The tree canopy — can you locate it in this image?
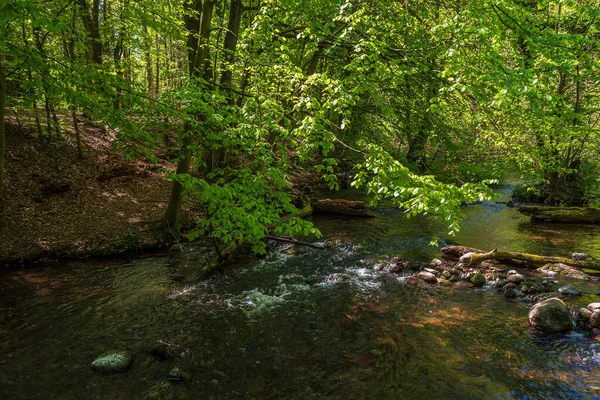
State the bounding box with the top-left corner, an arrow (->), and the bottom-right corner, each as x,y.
1,0 -> 599,252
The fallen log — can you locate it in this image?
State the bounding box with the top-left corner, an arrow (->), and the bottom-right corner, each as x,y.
441,245 -> 600,271
265,235 -> 325,249
441,245 -> 486,260
280,200 -> 313,223
518,205 -> 600,224
312,199 -> 375,218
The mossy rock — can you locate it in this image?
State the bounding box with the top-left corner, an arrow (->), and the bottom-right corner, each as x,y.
470,273 -> 486,287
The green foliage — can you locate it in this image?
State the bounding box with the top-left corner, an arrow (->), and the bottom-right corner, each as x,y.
4,0 -> 600,255
353,143 -> 496,235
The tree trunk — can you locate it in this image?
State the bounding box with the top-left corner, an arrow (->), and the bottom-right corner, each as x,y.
203,0 -> 244,173
72,108 -> 83,159
164,0 -> 215,229
0,64 -> 5,189
155,34 -> 160,98
163,126 -> 193,230
77,0 -> 103,64
145,24 -> 153,97
220,0 -> 242,93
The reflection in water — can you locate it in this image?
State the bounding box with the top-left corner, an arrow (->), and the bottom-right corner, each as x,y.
1,190 -> 600,399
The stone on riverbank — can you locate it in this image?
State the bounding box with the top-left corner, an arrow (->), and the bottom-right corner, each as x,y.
417,271 -> 438,284
506,273 -> 525,284
91,350 -> 134,373
588,303 -> 600,312
504,288 -> 516,299
579,308 -> 593,320
528,298 -> 573,333
590,312 -> 600,328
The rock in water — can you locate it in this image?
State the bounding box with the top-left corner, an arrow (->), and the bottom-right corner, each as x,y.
417,271 -> 437,284
579,308 -> 593,320
590,312 -> 600,328
588,303 -> 600,312
528,298 -> 573,333
506,273 -> 525,284
167,367 -> 193,381
504,287 -> 516,299
558,285 -> 581,297
91,350 -> 134,373
470,273 -> 486,287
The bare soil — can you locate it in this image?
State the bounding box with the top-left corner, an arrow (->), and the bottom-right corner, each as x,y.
0,111 -> 179,263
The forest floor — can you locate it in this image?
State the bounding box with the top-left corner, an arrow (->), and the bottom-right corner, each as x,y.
0,112 -> 182,264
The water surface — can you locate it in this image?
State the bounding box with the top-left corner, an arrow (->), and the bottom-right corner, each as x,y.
2,187 -> 600,399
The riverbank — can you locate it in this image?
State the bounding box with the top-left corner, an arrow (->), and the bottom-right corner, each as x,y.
0,115 -> 325,266
0,116 -> 181,265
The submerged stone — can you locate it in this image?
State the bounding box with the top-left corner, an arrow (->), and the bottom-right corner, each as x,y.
504,287 -> 516,299
558,285 -> 581,297
528,298 -> 573,333
167,367 -> 192,381
91,350 -> 134,373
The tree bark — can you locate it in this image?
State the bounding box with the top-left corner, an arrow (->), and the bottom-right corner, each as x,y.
77,0 -> 103,64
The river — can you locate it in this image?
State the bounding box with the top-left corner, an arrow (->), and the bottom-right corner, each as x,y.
2,186 -> 600,399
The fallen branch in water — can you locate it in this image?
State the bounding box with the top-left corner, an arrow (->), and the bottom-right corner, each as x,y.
196,198 -> 316,279
442,245 -> 600,271
265,235 -> 325,249
196,237 -> 244,280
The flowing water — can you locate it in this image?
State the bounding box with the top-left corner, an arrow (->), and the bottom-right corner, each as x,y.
3,187 -> 600,399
